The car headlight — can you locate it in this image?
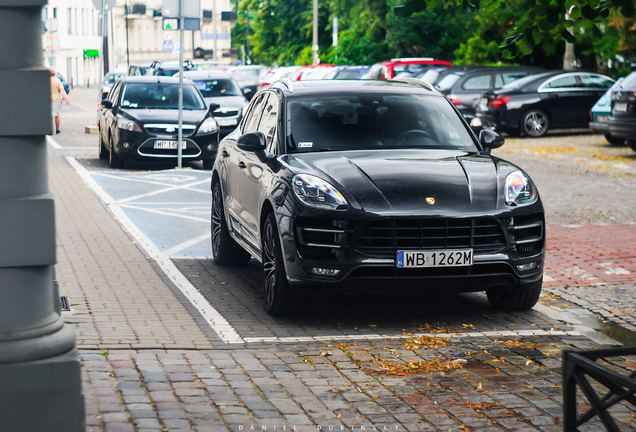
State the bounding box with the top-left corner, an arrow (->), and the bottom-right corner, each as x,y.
198,117 -> 218,134
292,174 -> 348,210
117,116 -> 141,132
505,170 -> 537,206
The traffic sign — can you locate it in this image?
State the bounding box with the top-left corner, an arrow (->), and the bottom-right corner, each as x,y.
162,40 -> 173,51
92,0 -> 116,10
163,18 -> 179,30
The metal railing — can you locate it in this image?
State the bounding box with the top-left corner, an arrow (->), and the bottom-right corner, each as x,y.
563,347 -> 636,431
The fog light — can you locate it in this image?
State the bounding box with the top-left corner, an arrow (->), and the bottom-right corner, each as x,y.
122,142 -> 131,149
206,144 -> 214,151
517,262 -> 539,271
308,267 -> 341,276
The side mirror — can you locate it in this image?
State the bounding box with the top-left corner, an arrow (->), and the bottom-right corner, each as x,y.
101,100 -> 113,109
237,131 -> 266,152
209,103 -> 220,113
243,88 -> 252,95
479,129 -> 505,154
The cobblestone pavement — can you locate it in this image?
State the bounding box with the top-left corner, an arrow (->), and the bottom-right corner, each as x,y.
51,88 -> 635,431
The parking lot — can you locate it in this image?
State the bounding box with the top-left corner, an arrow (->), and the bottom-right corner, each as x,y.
51,87 -> 636,431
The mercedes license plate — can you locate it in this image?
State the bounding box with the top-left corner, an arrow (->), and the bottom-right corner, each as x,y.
216,118 -> 237,127
154,140 -> 186,149
397,249 -> 473,268
614,102 -> 628,112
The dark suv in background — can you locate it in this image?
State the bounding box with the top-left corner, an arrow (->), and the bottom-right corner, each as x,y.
608,68 -> 636,152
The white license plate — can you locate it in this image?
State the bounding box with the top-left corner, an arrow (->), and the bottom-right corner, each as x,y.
597,115 -> 609,123
216,118 -> 237,127
397,249 -> 473,268
614,102 -> 628,112
154,140 -> 186,149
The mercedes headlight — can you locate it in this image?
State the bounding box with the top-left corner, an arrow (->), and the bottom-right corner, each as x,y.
117,116 -> 141,132
292,174 -> 347,210
505,170 -> 537,206
197,117 -> 218,134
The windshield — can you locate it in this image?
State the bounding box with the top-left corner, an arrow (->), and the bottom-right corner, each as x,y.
286,93 -> 477,153
120,83 -> 207,110
435,73 -> 461,91
104,73 -> 125,84
193,79 -> 243,97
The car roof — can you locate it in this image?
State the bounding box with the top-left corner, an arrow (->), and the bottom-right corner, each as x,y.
181,70 -> 233,80
268,79 -> 439,98
120,76 -> 194,85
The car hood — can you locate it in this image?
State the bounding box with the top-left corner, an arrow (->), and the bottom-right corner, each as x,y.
120,108 -> 207,125
204,96 -> 248,110
286,149 -> 500,215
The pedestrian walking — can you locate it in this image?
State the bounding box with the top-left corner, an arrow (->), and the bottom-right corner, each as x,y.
50,68 -> 69,134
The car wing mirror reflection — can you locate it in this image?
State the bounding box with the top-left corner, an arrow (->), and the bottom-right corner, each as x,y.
101,100 -> 113,109
479,129 -> 505,154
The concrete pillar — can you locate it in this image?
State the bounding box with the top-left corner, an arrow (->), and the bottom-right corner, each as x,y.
0,1 -> 84,431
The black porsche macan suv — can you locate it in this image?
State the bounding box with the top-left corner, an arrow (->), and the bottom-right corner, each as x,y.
211,79 -> 545,315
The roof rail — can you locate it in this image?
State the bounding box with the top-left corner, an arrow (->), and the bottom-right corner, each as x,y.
395,78 -> 436,92
390,57 -> 434,62
272,78 -> 294,92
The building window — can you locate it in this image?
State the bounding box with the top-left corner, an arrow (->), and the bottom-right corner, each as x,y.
67,8 -> 72,34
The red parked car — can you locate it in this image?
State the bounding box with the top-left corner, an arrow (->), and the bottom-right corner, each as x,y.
364,58 -> 453,80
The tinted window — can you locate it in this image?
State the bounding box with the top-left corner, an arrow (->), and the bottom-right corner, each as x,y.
501,71 -> 531,85
193,79 -> 243,97
242,94 -> 267,133
286,93 -> 477,153
119,83 -> 207,110
463,74 -> 491,90
579,74 -> 614,89
544,76 -> 578,89
256,93 -> 279,152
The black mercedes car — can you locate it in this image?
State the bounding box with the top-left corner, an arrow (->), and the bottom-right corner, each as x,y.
98,76 -> 220,169
211,79 -> 545,315
476,71 -> 615,137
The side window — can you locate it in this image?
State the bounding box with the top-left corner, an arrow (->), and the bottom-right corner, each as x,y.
241,94 -> 266,133
256,93 -> 279,152
462,74 -> 491,90
579,74 -> 614,89
501,72 -> 529,85
109,81 -> 122,104
545,76 -> 578,89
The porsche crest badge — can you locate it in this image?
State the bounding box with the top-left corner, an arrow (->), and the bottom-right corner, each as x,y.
426,197 -> 436,205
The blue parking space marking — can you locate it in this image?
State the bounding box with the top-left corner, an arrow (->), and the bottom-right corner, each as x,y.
89,169 -> 213,258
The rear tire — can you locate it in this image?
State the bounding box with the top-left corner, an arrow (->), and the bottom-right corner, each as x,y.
211,182 -> 251,266
604,134 -> 625,146
262,213 -> 311,316
487,278 -> 542,311
521,109 -> 549,137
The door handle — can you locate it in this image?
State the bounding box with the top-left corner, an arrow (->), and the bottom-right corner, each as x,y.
221,150 -> 230,157
237,161 -> 246,169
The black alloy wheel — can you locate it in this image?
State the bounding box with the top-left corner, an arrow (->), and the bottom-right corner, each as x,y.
261,213 -> 311,316
521,109 -> 549,137
108,136 -> 124,168
486,278 -> 542,311
211,182 -> 251,266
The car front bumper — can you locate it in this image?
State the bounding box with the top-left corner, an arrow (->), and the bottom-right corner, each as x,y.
608,117 -> 636,140
278,209 -> 546,296
113,130 -> 218,162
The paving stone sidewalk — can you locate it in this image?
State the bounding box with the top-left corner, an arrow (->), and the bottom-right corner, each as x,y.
50,88 -> 635,432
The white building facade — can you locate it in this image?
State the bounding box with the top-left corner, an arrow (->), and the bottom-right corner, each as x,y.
43,0 -> 236,89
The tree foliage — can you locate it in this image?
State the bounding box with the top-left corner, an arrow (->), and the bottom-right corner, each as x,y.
395,0 -> 635,59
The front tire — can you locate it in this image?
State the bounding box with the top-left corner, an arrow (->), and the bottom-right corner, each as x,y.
521,109 -> 549,138
108,137 -> 124,168
604,134 -> 625,146
98,131 -> 108,160
211,182 -> 251,266
487,278 -> 542,311
262,213 -> 311,316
